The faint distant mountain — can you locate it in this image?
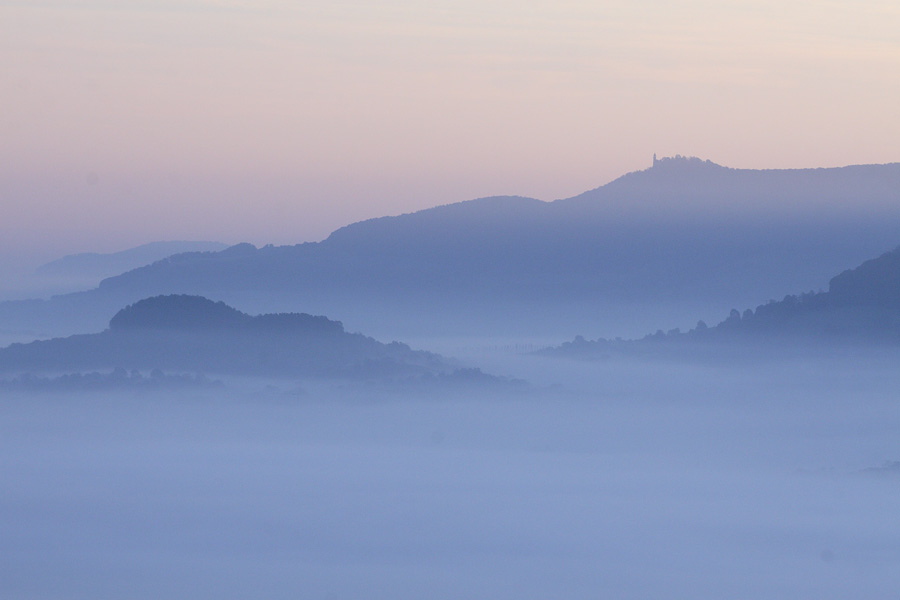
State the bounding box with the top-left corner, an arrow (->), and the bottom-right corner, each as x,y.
3,158 -> 900,340
549,245 -> 900,357
0,295 -> 447,379
36,241 -> 228,285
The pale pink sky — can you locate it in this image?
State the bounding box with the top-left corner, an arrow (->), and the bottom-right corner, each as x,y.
2,0 -> 899,260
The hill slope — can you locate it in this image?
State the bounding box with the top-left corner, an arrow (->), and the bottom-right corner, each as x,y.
0,295 -> 445,379
36,241 -> 228,280
3,158 -> 899,340
549,245 -> 900,358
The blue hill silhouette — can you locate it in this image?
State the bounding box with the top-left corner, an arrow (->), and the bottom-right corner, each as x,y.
3,158 -> 900,339
0,295 -> 444,379
550,245 -> 900,357
703,246 -> 900,340
109,295 -> 250,330
36,241 -> 228,280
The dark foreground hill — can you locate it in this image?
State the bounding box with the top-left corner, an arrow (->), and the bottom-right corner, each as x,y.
0,295 -> 447,379
3,157 -> 900,340
549,245 -> 900,358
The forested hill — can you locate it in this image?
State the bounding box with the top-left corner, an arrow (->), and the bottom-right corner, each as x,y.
704,245 -> 900,340
0,295 -> 444,379
550,245 -> 900,357
108,295 -> 343,335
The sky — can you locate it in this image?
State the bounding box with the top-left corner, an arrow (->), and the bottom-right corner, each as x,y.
2,0 -> 899,261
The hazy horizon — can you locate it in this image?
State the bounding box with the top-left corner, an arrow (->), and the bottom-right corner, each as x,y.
3,0 -> 899,259
2,155 -> 899,270
3,4 -> 900,597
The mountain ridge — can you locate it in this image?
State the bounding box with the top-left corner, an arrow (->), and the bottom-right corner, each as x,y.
562,157 -> 900,216
3,158 -> 900,340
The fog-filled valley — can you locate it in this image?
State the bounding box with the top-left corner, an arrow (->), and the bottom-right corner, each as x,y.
3,159 -> 900,598
4,350 -> 900,599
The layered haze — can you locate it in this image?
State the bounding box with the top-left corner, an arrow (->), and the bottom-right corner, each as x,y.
2,158 -> 898,343
3,1 -> 900,598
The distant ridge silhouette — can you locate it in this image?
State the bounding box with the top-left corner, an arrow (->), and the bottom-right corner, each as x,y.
2,159 -> 900,340
36,241 -> 228,279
